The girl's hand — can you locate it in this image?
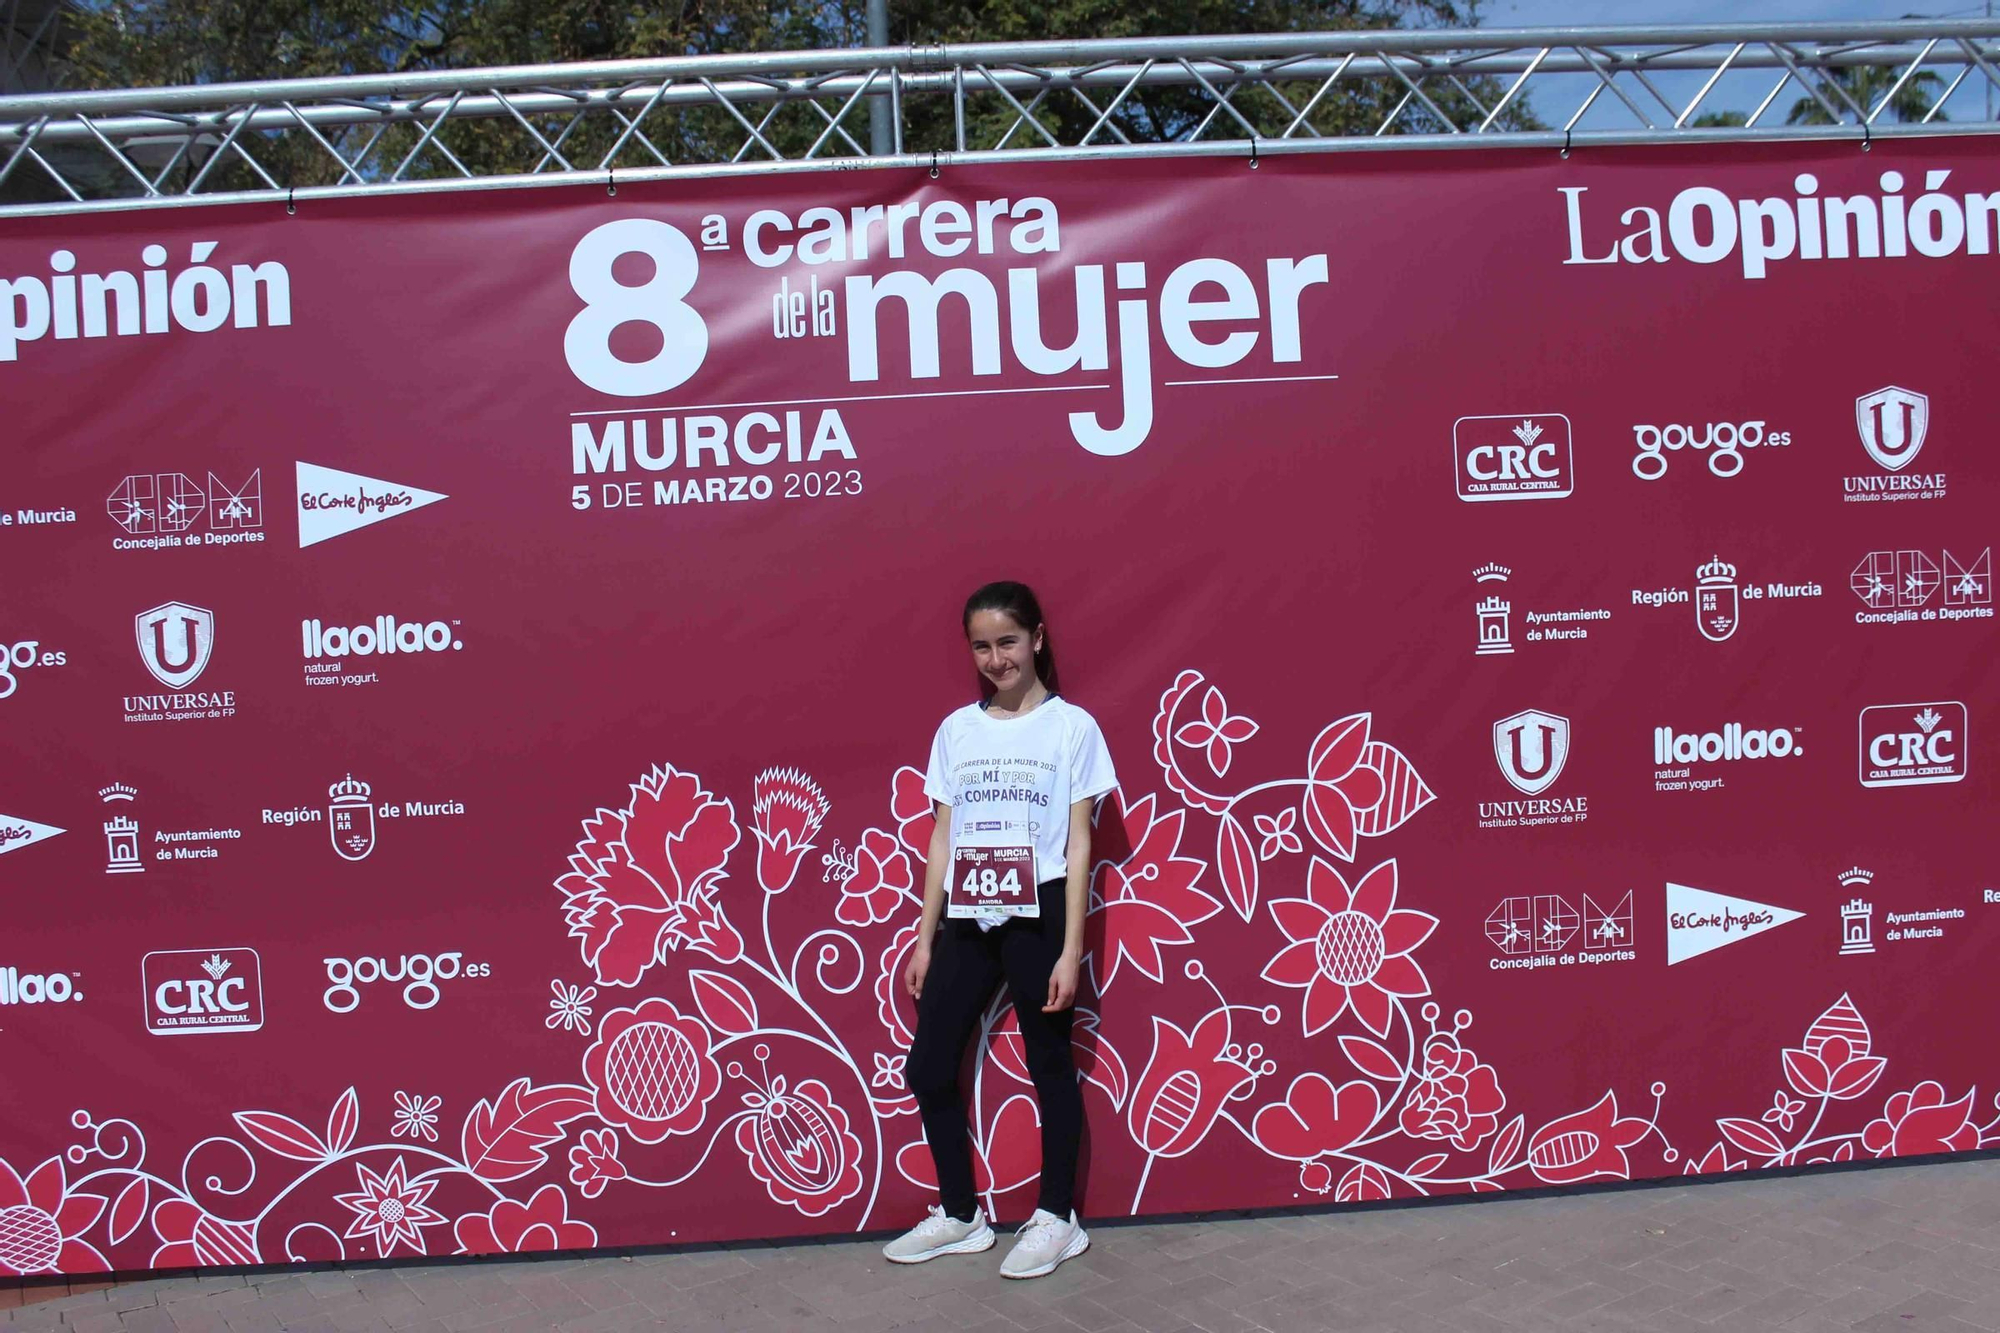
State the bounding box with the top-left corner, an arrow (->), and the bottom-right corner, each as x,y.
905,942 -> 932,1000
1044,952 -> 1080,1013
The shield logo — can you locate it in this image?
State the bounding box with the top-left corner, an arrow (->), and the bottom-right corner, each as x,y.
1855,386 -> 1929,472
330,803 -> 375,861
328,774 -> 375,861
135,602 -> 215,688
1493,709 -> 1570,795
1696,583 -> 1739,641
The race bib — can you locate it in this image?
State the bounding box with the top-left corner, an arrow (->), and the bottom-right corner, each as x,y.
947,842 -> 1038,919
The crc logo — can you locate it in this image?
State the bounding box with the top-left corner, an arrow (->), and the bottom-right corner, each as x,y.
1454,414 -> 1573,501
142,948 -> 263,1035
1631,420 -> 1789,480
135,601 -> 214,688
1494,708 -> 1570,795
108,469 -> 262,534
322,951 -> 490,1012
565,219 -> 708,397
0,639 -> 67,700
0,966 -> 81,1005
1859,702 -> 1967,788
1855,386 -> 1928,471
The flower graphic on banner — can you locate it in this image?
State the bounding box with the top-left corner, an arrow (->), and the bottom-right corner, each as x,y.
1525,1092 -> 1654,1185
731,1072 -> 864,1217
0,1156 -> 107,1275
874,921 -> 922,1049
1261,859 -> 1434,1038
390,1093 -> 441,1143
1251,1073 -> 1379,1161
1174,685 -> 1259,777
836,828 -> 914,927
149,1200 -> 258,1269
751,767 -> 829,895
1681,1143 -> 1747,1176
556,764 -> 744,987
889,766 -> 935,859
1399,1030 -> 1505,1151
1781,993 -> 1886,1102
1861,1082 -> 1980,1158
566,1129 -> 626,1199
546,981 -> 596,1035
1253,809 -> 1301,861
331,1159 -> 447,1257
1129,1009 -> 1263,1160
583,998 -> 723,1144
1087,791 -> 1217,994
453,1184 -> 598,1255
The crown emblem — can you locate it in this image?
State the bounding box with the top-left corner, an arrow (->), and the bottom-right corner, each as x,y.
200,953 -> 232,980
1696,555 -> 1736,586
1837,868 -> 1874,888
328,773 -> 372,803
1473,563 -> 1512,583
1915,707 -> 1943,734
98,783 -> 138,803
1510,419 -> 1544,448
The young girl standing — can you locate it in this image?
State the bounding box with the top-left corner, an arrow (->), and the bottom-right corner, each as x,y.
882,582 -> 1116,1279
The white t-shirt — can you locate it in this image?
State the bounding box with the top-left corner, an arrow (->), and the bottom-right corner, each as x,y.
923,695 -> 1118,889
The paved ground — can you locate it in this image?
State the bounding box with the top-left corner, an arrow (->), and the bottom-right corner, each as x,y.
6,1157 -> 2000,1332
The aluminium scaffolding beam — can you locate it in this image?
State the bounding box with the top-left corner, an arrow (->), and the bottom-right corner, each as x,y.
2,19 -> 1998,216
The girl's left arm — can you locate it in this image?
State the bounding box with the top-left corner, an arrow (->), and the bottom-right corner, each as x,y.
1044,795 -> 1093,1012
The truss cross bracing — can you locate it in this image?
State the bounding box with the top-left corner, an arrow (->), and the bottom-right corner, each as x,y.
1,20 -> 1997,215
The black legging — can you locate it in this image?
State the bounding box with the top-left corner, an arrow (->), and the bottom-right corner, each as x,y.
905,877 -> 1083,1220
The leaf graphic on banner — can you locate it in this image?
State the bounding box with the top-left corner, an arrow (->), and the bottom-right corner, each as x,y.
1076,1011 -> 1130,1110
983,1094 -> 1044,1195
1782,1048 -> 1831,1098
233,1110 -> 331,1162
1338,1035 -> 1404,1082
1216,814 -> 1258,922
1336,1161 -> 1392,1202
326,1087 -> 359,1157
1353,743 -> 1436,838
1716,1117 -> 1786,1158
462,1078 -> 595,1183
1471,1179 -> 1505,1193
1827,1055 -> 1887,1101
108,1177 -> 148,1246
1487,1113 -> 1526,1175
688,970 -> 759,1036
1406,1152 -> 1450,1179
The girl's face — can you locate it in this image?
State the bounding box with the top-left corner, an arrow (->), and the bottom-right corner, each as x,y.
966,609 -> 1042,694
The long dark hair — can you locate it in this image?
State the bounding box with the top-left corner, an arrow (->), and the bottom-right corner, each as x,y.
962,581 -> 1061,697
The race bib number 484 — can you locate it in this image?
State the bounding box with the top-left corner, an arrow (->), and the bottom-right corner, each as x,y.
947,844 -> 1037,918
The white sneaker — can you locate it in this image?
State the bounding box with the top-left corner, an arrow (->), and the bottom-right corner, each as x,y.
882,1205 -> 995,1264
999,1208 -> 1089,1279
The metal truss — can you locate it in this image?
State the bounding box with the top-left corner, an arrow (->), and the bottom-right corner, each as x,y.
2,19 -> 1998,215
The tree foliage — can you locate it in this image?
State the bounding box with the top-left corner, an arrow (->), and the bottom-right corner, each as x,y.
38,0 -> 1537,199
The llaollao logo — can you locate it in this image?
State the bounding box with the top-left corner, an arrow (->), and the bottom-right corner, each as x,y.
564,219 -> 709,396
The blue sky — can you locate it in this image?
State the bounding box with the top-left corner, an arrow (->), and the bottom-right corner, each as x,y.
1473,0 -> 1994,127
1487,0 -> 1992,24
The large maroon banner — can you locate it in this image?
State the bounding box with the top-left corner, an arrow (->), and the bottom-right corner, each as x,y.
2,140 -> 1995,1276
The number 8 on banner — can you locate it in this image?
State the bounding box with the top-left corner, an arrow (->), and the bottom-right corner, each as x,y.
565,218 -> 709,396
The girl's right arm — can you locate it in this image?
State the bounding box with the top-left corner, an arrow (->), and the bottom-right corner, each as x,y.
905,800 -> 953,999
